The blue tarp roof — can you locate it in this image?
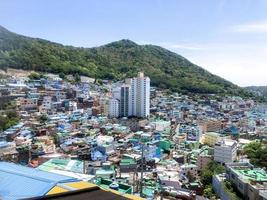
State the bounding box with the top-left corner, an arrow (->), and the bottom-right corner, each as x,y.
0,162 -> 78,200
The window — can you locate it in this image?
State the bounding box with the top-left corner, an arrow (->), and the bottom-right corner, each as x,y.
231,174 -> 236,179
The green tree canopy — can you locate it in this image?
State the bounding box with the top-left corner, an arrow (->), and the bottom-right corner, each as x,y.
244,141 -> 267,167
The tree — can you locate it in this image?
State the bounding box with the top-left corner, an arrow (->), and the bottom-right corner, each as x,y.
244,141 -> 267,167
59,72 -> 66,80
0,110 -> 19,131
200,161 -> 225,199
222,181 -> 241,200
200,169 -> 214,186
74,73 -> 81,83
28,72 -> 43,80
200,160 -> 225,186
40,114 -> 48,123
6,110 -> 18,119
97,79 -> 103,85
203,185 -> 215,199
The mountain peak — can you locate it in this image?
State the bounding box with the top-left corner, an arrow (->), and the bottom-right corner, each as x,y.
105,39 -> 138,48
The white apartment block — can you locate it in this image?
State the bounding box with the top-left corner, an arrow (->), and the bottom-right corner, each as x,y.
111,87 -> 121,100
108,98 -> 119,118
114,72 -> 150,118
180,163 -> 199,179
214,139 -> 237,164
128,72 -> 150,118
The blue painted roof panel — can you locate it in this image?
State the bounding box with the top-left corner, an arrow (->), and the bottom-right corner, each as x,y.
0,162 -> 78,200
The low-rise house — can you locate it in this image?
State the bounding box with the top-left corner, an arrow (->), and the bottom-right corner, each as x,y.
158,171 -> 181,189
0,141 -> 18,162
180,163 -> 198,180
95,162 -> 115,178
196,147 -> 213,171
17,97 -> 38,111
120,158 -> 137,173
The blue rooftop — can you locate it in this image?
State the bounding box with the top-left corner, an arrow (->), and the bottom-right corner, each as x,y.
0,162 -> 78,200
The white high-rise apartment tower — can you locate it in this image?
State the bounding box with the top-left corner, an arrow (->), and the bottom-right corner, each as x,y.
129,72 -> 150,118
108,98 -> 119,118
115,72 -> 150,118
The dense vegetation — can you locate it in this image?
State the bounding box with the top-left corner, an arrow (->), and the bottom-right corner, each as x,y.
0,25 -> 260,98
0,101 -> 19,131
200,161 -> 225,199
245,86 -> 267,100
0,110 -> 19,131
222,180 -> 241,200
243,141 -> 267,167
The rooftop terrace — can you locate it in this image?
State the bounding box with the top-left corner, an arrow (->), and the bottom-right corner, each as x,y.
236,169 -> 267,182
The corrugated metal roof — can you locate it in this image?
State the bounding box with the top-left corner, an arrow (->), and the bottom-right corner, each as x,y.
0,162 -> 78,200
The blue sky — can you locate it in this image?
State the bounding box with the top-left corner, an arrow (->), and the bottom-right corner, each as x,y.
1,0 -> 267,86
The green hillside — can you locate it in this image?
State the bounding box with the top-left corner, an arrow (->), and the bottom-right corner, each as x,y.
245,86 -> 267,100
0,25 -> 257,97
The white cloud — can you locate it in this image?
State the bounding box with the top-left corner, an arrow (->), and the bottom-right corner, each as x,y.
230,21 -> 267,33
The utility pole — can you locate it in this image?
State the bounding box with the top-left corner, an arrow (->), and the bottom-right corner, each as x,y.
28,145 -> 31,164
140,144 -> 144,197
83,160 -> 88,174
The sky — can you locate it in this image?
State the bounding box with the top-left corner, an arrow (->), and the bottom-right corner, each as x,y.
0,0 -> 267,86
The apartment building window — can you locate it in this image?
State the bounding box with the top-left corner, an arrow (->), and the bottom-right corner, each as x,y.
231,174 -> 236,179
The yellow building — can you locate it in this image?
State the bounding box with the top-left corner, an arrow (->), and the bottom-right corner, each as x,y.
203,132 -> 220,146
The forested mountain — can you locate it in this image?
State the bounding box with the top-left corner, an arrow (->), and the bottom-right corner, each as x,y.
245,86 -> 267,100
0,25 -> 257,98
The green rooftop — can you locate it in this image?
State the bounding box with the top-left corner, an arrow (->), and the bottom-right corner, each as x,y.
142,186 -> 155,197
38,158 -> 84,173
236,169 -> 267,182
95,178 -> 132,194
120,158 -> 136,166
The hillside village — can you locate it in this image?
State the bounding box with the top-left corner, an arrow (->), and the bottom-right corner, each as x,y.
0,70 -> 266,200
